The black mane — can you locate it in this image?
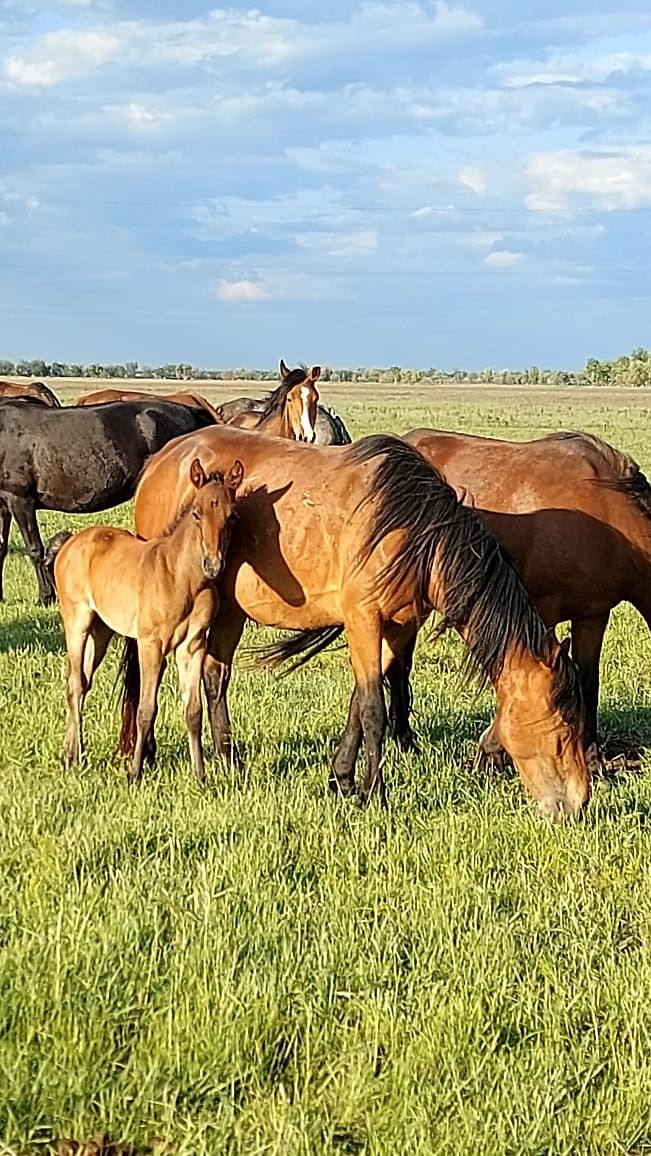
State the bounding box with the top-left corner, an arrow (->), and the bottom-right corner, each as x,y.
348,434 -> 582,720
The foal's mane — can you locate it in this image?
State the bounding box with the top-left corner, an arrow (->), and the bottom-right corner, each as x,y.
349,435 -> 581,716
160,470 -> 226,536
258,365 -> 309,420
546,430 -> 651,528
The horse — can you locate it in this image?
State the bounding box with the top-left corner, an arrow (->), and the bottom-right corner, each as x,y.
48,457 -> 243,783
390,428 -> 651,759
221,361 -> 351,445
0,380 -> 62,407
76,387 -> 224,425
225,361 -> 321,441
126,426 -> 593,818
0,399 -> 219,604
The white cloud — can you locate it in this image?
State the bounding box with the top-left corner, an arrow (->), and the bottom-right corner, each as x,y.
295,228 -> 378,258
526,147 -> 651,212
496,51 -> 651,89
215,279 -> 269,302
458,165 -> 486,195
5,28 -> 122,87
483,249 -> 523,267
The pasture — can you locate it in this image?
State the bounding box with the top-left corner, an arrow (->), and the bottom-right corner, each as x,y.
2,384 -> 651,1154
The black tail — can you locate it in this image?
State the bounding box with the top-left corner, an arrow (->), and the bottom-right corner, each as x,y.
118,638 -> 140,755
246,626 -> 345,675
43,530 -> 73,588
32,381 -> 62,408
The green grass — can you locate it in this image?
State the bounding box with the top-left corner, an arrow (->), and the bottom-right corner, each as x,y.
3,388 -> 651,1154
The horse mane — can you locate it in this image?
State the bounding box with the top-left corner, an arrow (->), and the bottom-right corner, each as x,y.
30,380 -> 62,407
160,470 -> 226,536
546,430 -> 651,528
348,435 -> 581,719
258,365 -> 308,420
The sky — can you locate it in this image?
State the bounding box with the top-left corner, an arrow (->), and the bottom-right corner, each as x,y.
1,1 -> 651,369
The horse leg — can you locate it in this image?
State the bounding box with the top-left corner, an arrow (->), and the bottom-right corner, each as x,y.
571,612 -> 609,749
0,501 -> 11,601
6,495 -> 54,604
330,625 -> 417,796
203,603 -> 246,766
129,643 -> 165,784
83,618 -> 113,692
62,611 -> 95,767
346,613 -> 387,806
385,628 -> 419,752
176,642 -> 207,784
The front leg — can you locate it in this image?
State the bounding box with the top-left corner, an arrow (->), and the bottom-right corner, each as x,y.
203,601 -> 246,766
7,495 -> 54,604
129,643 -> 165,784
473,721 -> 507,774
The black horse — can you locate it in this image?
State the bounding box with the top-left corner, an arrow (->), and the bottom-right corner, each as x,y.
220,395 -> 352,444
0,399 -> 218,603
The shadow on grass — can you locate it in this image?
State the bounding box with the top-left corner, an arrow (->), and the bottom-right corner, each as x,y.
0,609 -> 64,654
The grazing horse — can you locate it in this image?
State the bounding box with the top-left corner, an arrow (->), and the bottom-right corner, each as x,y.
226,362 -> 321,441
127,427 -> 592,817
222,361 -> 351,445
395,429 -> 651,755
76,387 -> 224,425
0,380 -> 61,407
0,399 -> 218,604
49,458 -> 243,782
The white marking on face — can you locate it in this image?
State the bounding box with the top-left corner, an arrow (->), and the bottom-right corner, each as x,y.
300,384 -> 315,442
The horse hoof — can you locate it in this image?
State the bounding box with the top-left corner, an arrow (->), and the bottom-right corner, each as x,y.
397,730 -> 420,754
328,772 -> 356,798
39,591 -> 56,607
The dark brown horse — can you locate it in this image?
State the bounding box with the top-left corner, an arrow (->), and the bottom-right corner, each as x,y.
0,380 -> 61,407
76,387 -> 224,425
126,426 -> 592,817
226,361 -> 321,441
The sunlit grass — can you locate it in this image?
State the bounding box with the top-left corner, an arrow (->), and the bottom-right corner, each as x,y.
2,388 -> 651,1153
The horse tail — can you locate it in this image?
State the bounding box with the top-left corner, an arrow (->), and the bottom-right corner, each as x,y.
43,530 -> 73,587
246,626 -> 345,674
118,638 -> 140,756
33,381 -> 62,407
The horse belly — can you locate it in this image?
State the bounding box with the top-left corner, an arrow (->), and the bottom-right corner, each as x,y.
232,560 -> 342,629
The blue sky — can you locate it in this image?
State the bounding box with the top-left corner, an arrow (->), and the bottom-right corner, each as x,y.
1,1 -> 651,368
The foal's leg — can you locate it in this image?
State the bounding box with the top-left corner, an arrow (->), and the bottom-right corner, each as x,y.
62,609 -> 95,766
203,602 -> 246,765
129,642 -> 165,784
346,612 -> 387,806
571,612 -> 609,749
6,495 -> 54,604
176,641 -> 207,783
0,501 -> 11,601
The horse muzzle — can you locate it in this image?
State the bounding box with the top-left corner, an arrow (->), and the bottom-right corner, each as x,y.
202,556 -> 224,580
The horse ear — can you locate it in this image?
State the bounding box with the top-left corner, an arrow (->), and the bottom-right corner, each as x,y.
214,404 -> 224,422
225,459 -> 244,492
190,458 -> 207,489
309,365 -> 321,382
279,359 -> 290,380
555,636 -> 571,666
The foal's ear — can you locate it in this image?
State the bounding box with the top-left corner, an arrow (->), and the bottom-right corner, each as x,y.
555,636 -> 571,666
225,459 -> 244,492
279,358 -> 290,380
308,365 -> 321,383
189,458 -> 208,489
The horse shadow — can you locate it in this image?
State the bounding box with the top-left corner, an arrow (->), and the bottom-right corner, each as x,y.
0,609 -> 64,654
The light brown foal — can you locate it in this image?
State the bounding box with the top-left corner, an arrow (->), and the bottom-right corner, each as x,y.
52,457 -> 243,782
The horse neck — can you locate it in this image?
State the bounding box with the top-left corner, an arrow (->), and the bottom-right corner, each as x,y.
254,406 -> 290,438
156,513 -> 207,593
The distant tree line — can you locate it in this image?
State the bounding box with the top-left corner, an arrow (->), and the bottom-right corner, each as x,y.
1,349 -> 650,386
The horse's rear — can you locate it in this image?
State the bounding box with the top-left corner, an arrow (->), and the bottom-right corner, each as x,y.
0,380 -> 61,407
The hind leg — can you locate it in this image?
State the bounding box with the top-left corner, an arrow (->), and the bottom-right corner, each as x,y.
7,495 -> 54,604
62,608 -> 97,766
571,612 -> 609,749
203,601 -> 246,766
129,642 -> 165,784
385,627 -> 419,752
0,500 -> 11,602
345,611 -> 387,806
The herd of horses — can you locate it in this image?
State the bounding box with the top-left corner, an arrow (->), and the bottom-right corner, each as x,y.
1,364 -> 650,821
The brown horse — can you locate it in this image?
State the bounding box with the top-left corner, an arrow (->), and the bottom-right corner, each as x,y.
0,380 -> 61,407
396,429 -> 651,755
76,387 -> 224,425
49,457 -> 243,782
127,427 -> 592,817
226,361 -> 321,441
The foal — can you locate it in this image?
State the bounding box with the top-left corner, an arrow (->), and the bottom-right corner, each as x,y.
52,457 -> 243,782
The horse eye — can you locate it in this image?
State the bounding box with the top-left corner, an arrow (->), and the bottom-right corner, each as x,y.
192,509 -> 201,521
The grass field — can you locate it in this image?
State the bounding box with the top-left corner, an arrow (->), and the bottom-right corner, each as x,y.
3,385 -> 651,1154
